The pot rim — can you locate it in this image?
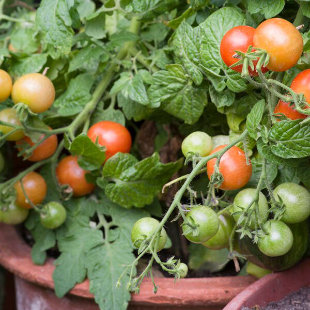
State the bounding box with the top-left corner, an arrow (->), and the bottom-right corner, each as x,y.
0,223 -> 255,306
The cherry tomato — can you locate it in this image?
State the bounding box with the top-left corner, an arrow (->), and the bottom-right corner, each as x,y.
220,26 -> 267,76
131,217 -> 167,252
258,220 -> 293,257
12,73 -> 55,113
40,201 -> 67,229
273,183 -> 310,224
0,69 -> 12,102
16,128 -> 58,161
232,188 -> 269,229
274,100 -> 307,120
0,108 -> 24,141
246,262 -> 271,279
177,263 -> 188,278
202,213 -> 235,250
253,18 -> 303,72
183,206 -> 219,243
182,131 -> 213,157
207,145 -> 252,191
56,155 -> 95,197
14,171 -> 47,209
212,135 -> 230,150
87,121 -> 132,160
0,202 -> 29,224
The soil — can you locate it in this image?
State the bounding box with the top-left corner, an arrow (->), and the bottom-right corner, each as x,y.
242,286 -> 310,310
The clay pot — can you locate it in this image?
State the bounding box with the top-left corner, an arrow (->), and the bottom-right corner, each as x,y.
224,258 -> 310,310
0,223 -> 255,309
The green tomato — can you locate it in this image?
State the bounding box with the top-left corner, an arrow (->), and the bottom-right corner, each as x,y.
273,183 -> 310,224
40,202 -> 67,229
258,220 -> 293,257
131,217 -> 167,252
183,206 -> 219,243
0,108 -> 24,141
232,188 -> 269,229
202,213 -> 235,250
211,135 -> 230,150
181,131 -> 213,157
0,203 -> 29,225
178,263 -> 188,278
246,262 -> 271,279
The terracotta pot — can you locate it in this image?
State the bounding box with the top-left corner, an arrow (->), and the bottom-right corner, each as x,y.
0,223 -> 255,309
224,258 -> 310,310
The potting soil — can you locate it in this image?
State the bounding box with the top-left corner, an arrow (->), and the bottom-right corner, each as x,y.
242,286 -> 310,310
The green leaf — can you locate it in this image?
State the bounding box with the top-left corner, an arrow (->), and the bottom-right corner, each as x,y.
148,64 -> 208,124
9,54 -> 48,78
69,134 -> 106,170
111,72 -> 149,105
247,0 -> 285,19
246,100 -> 265,140
85,12 -> 106,39
25,212 -> 56,265
300,1 -> 310,18
225,69 -> 247,92
91,107 -> 125,126
54,73 -> 94,116
209,85 -> 235,109
69,45 -> 108,73
269,120 -> 310,158
172,22 -> 203,85
275,165 -> 300,185
36,0 -> 74,58
10,25 -> 39,54
101,153 -> 182,208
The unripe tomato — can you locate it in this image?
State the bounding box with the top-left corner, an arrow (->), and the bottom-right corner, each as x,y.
202,213 -> 235,250
56,155 -> 95,197
12,73 -> 55,113
40,201 -> 67,229
87,121 -> 132,161
183,206 -> 219,243
181,131 -> 213,157
0,202 -> 29,224
177,263 -> 188,278
14,171 -> 47,209
131,217 -> 167,252
0,108 -> 24,141
232,188 -> 269,229
273,183 -> 310,224
16,128 -> 58,161
253,18 -> 303,72
207,145 -> 252,191
211,135 -> 230,150
0,69 -> 12,102
258,220 -> 293,257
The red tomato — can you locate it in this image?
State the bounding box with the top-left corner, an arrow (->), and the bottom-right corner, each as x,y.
56,155 -> 95,197
15,171 -> 47,209
87,121 -> 132,160
207,145 -> 252,191
16,128 -> 58,161
220,25 -> 267,76
274,101 -> 307,120
253,18 -> 303,72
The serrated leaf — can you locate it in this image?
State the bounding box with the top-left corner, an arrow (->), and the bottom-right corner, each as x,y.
209,85 -> 235,109
91,107 -> 125,126
36,0 -> 74,58
10,54 -> 48,78
172,22 -> 203,85
246,100 -> 265,140
69,134 -> 106,170
102,153 -> 182,208
69,45 -> 108,73
269,120 -> 310,158
25,212 -> 56,265
247,0 -> 285,19
148,64 -> 208,124
85,12 -> 106,39
111,72 -> 149,105
54,73 -> 94,116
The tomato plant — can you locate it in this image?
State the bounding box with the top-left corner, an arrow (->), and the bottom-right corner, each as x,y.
14,171 -> 47,209
87,121 -> 132,160
207,145 -> 252,190
0,2 -> 309,309
56,155 -> 95,197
